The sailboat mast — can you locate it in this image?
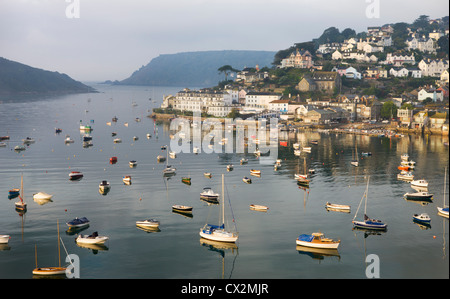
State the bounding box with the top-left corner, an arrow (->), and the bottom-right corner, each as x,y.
222,174 -> 225,227
364,176 -> 370,215
20,174 -> 24,203
57,219 -> 61,268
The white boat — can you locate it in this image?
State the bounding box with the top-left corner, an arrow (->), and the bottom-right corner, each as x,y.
326,202 -> 351,213
123,175 -> 131,184
99,181 -> 110,194
240,158 -> 248,165
22,137 -> 35,144
438,167 -> 449,218
200,174 -> 238,243
169,151 -> 177,159
113,138 -> 122,143
14,145 -> 26,151
162,150 -> 176,175
401,160 -> 416,166
411,179 -> 428,188
227,164 -> 233,171
0,235 -> 10,244
129,160 -> 137,167
294,149 -> 301,156
200,187 -> 219,200
243,177 -> 252,184
413,213 -> 431,223
33,192 -> 53,201
0,142 -> 6,147
302,147 -> 311,152
64,136 -> 74,143
69,171 -> 83,180
172,205 -> 193,212
204,172 -> 212,178
193,146 -> 200,154
397,171 -> 414,181
296,232 -> 340,249
404,191 -> 433,200
250,169 -> 261,175
293,143 -> 300,150
351,142 -> 359,167
352,176 -> 387,230
76,232 -> 109,245
136,219 -> 160,228
249,204 -> 268,211
15,174 -> 27,211
401,153 -> 409,161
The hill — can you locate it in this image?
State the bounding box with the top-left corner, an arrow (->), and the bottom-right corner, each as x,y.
0,57 -> 95,97
116,50 -> 276,87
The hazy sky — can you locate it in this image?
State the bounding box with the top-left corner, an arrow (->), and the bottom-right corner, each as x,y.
1,0 -> 448,81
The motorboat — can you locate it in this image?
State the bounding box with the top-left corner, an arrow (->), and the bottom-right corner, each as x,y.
136,219 -> 160,228
0,235 -> 10,244
204,172 -> 212,178
113,138 -> 122,143
181,177 -> 191,185
296,232 -> 340,249
157,155 -> 166,162
200,187 -> 219,200
8,188 -> 20,198
404,191 -> 433,200
0,142 -> 6,147
76,232 -> 109,245
133,136 -> 139,141
162,165 -> 176,175
401,153 -> 409,161
325,202 -> 351,213
69,171 -> 83,180
293,143 -> 300,150
227,164 -> 233,171
294,149 -> 301,156
110,156 -> 118,164
129,160 -> 137,167
413,213 -> 431,224
99,181 -> 110,193
14,145 -> 26,151
66,217 -> 90,228
169,151 -> 177,159
397,171 -> 414,181
172,205 -> 193,212
22,137 -> 35,144
82,135 -> 92,142
123,175 -> 131,184
33,192 -> 53,201
249,204 -> 268,211
243,177 -> 252,184
64,136 -> 74,144
411,179 -> 428,188
240,158 -> 248,165
250,169 -> 261,175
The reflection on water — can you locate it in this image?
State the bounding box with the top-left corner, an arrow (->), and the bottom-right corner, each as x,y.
0,84 -> 448,279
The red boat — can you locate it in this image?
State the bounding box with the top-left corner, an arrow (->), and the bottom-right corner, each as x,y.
398,166 -> 411,171
110,156 -> 118,164
69,171 -> 84,181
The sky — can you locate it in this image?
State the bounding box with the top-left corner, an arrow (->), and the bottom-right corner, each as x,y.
0,0 -> 448,82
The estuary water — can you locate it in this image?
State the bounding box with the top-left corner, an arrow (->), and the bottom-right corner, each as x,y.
0,84 -> 448,279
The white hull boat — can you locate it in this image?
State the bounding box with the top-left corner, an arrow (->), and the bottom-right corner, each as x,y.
326,202 -> 351,212
296,232 -> 340,249
411,179 -> 428,188
0,235 -> 10,244
76,232 -> 109,245
136,219 -> 160,228
33,192 -> 53,201
249,204 -> 268,211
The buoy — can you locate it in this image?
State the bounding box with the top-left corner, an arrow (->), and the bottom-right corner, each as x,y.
433,235 -> 436,239
139,198 -> 142,201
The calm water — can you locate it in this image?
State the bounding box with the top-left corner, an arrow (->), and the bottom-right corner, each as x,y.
0,84 -> 448,279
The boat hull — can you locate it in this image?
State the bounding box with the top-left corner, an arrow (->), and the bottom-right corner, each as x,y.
295,239 -> 339,249
352,220 -> 387,230
0,235 -> 10,244
437,207 -> 449,218
199,229 -> 238,243
76,236 -> 109,245
32,267 -> 66,276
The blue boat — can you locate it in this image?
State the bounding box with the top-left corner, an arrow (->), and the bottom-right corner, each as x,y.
66,217 -> 90,228
352,176 -> 387,230
8,188 -> 20,199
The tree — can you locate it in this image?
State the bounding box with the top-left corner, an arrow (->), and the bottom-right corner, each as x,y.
218,65 -> 239,81
381,101 -> 398,119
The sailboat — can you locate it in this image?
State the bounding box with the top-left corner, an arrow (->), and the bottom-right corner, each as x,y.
437,167 -> 449,218
352,176 -> 387,230
200,174 -> 238,243
15,174 -> 27,211
162,147 -> 176,175
296,158 -> 310,187
351,142 -> 359,167
32,220 -> 67,276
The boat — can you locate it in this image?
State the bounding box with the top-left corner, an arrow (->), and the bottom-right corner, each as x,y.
437,167 -> 449,218
123,175 -> 131,184
113,138 -> 122,143
401,160 -> 416,166
79,124 -> 92,131
413,213 -> 431,224
133,136 -> 139,141
64,136 -> 74,144
33,192 -> 53,201
110,156 -> 118,164
295,173 -> 308,180
199,174 -> 238,243
325,202 -> 351,213
240,158 -> 248,165
157,155 -> 166,162
22,137 -> 35,144
0,136 -> 10,140
302,147 -> 311,152
296,232 -> 340,249
0,235 -> 10,244
66,217 -> 90,228
112,116 -> 118,122
243,177 -> 252,184
0,142 -> 6,147
401,153 -> 409,161
310,140 -> 319,145
204,172 -> 212,178
99,181 -> 110,194
161,145 -> 167,150
227,164 -> 233,171
193,146 -> 200,154
249,204 -> 268,211
397,171 -> 414,181
8,188 -> 20,198
15,174 -> 27,211
352,176 -> 387,230
32,220 -> 67,276
351,142 -> 359,166
69,171 -> 83,180
163,165 -> 176,175
129,160 -> 137,167
404,191 -> 433,200
293,143 -> 300,150
294,149 -> 301,156
181,177 -> 191,185
172,205 -> 193,212
361,152 -> 372,156
296,158 -> 310,187
136,219 -> 160,228
169,151 -> 177,159
14,145 -> 26,151
82,135 -> 92,142
411,179 -> 428,188
250,169 -> 261,175
398,165 -> 412,171
76,232 -> 109,245
200,187 -> 219,201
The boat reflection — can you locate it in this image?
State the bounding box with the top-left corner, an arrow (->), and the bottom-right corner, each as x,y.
75,242 -> 109,254
136,226 -> 161,233
412,219 -> 432,230
296,245 -> 340,261
65,225 -> 90,236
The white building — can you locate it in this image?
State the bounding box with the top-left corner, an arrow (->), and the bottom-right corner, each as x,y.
389,67 -> 409,78
245,92 -> 282,110
406,37 -> 436,53
418,58 -> 449,77
382,53 -> 415,66
268,99 -> 290,113
418,88 -> 444,102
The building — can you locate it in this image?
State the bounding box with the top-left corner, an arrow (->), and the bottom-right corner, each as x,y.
268,99 -> 290,113
280,49 -> 314,69
418,88 -> 444,102
397,109 -> 414,127
406,37 -> 436,53
382,53 -> 416,66
418,58 -> 449,77
389,67 -> 409,78
297,71 -> 341,94
245,92 -> 282,110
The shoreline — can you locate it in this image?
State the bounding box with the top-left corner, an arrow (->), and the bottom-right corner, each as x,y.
148,112 -> 449,137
